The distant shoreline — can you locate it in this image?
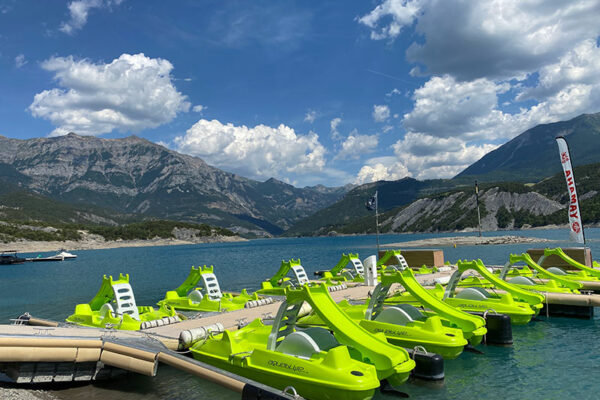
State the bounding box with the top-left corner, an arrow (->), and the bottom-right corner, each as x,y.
382,235 -> 555,248
1,235 -> 247,254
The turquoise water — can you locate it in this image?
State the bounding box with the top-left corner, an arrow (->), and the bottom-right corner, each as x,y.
1,228 -> 599,399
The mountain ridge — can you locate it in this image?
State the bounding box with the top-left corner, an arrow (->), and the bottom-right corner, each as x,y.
0,133 -> 348,236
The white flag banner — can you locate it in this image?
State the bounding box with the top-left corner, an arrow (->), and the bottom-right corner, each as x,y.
556,136 -> 585,243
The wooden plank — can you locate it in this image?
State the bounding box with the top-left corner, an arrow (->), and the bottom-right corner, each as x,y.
379,249 -> 445,268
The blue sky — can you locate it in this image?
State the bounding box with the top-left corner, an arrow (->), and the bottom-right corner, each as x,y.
2,1 -> 600,187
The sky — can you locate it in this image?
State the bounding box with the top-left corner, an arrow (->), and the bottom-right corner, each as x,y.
1,0 -> 600,187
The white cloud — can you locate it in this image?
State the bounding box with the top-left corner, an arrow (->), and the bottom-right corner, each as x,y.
403,75 -> 518,141
174,119 -> 327,181
386,88 -> 402,97
60,0 -> 123,35
29,53 -> 190,137
518,39 -> 600,102
15,54 -> 27,68
335,132 -> 378,160
359,1 -> 600,181
304,110 -> 317,123
330,117 -> 342,140
358,0 -> 423,40
355,158 -> 409,184
361,0 -> 600,81
193,105 -> 206,113
393,133 -> 498,179
372,104 -> 390,122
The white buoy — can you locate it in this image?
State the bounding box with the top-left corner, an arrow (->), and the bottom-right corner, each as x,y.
179,323 -> 224,349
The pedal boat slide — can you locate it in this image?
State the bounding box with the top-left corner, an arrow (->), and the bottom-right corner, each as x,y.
190,283 -> 416,400
157,265 -> 272,312
299,268 -> 480,359
66,273 -> 179,330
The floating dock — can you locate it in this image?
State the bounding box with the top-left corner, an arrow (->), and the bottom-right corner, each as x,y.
1,250 -> 599,399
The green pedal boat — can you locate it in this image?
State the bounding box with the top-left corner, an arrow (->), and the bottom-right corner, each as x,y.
493,253 -> 583,294
378,250 -> 438,274
66,273 -> 179,330
387,260 -> 542,325
538,248 -> 600,279
299,289 -> 467,359
449,260 -> 543,324
257,259 -> 347,296
190,284 -> 415,400
321,253 -> 366,283
157,265 -> 272,312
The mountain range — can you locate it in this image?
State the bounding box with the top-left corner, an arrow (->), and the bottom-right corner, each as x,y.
1,112 -> 599,237
285,112 -> 600,235
0,133 -> 348,236
455,113 -> 600,182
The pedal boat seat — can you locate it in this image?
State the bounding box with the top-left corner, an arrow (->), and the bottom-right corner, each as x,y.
276,327 -> 339,359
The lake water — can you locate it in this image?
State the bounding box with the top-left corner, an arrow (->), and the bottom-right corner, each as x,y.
2,228 -> 599,399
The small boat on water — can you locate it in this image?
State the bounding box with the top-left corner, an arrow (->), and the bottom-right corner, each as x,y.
28,249 -> 78,262
0,250 -> 26,265
55,249 -> 77,259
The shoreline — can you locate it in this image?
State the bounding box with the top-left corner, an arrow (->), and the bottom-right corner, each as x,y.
382,235 -> 555,248
0,224 -> 582,253
1,235 -> 247,254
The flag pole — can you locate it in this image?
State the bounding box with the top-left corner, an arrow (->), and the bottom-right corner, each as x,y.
475,180 -> 482,237
375,190 -> 381,257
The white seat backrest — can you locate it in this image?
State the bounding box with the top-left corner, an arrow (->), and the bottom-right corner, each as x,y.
99,303 -> 114,318
396,304 -> 425,320
350,258 -> 364,275
508,276 -> 535,286
301,327 -> 339,351
276,331 -> 320,359
455,287 -> 489,301
291,265 -> 309,286
375,307 -> 413,326
111,282 -> 140,321
547,267 -> 567,275
200,273 -> 223,300
188,289 -> 203,303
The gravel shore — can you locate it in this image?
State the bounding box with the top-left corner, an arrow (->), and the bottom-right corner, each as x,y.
0,387 -> 56,400
1,235 -> 246,253
383,235 -> 554,248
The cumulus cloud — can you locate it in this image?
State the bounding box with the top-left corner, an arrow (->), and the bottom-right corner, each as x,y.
60,0 -> 123,35
330,117 -> 342,140
361,0 -> 600,81
355,157 -> 409,184
174,119 -> 327,181
372,104 -> 391,123
393,133 -> 498,179
358,0 -> 423,40
15,54 -> 27,68
29,53 -> 190,137
403,75 -> 518,140
304,110 -> 317,123
518,39 -> 600,102
358,0 -> 600,180
386,88 -> 402,97
335,132 -> 378,160
193,105 -> 206,113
